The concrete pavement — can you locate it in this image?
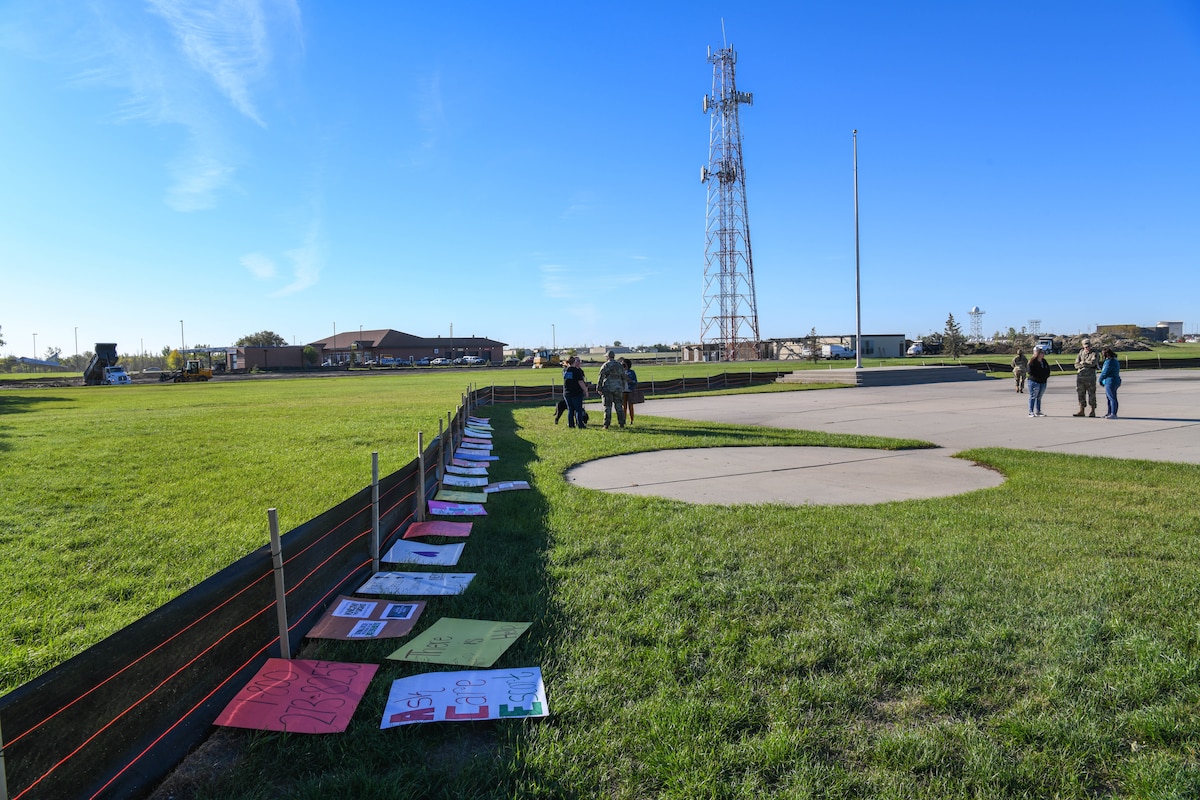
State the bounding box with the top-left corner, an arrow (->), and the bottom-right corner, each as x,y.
565,371 -> 1200,504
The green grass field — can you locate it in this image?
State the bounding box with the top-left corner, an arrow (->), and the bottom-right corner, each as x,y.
6,371 -> 1200,798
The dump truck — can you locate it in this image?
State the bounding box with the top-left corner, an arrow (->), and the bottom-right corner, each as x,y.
83,343 -> 132,386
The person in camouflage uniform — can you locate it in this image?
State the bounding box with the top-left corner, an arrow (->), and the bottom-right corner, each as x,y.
1073,338 -> 1102,417
1011,349 -> 1028,393
597,350 -> 627,428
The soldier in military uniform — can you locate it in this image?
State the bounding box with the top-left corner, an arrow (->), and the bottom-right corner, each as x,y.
1011,349 -> 1028,393
597,350 -> 628,428
1073,338 -> 1102,417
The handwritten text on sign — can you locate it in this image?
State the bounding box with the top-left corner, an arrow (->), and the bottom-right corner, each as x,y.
215,658 -> 378,734
381,667 -> 548,728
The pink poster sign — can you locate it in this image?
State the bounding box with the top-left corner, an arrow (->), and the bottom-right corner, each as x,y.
215,658 -> 378,734
402,520 -> 473,539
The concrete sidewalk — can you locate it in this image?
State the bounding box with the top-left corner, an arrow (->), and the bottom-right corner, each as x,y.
565,371 -> 1200,505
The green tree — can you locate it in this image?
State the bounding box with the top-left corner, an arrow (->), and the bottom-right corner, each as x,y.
302,345 -> 319,367
0,325 -> 5,348
166,349 -> 183,370
804,327 -> 821,362
236,330 -> 287,347
943,313 -> 967,359
613,340 -> 622,348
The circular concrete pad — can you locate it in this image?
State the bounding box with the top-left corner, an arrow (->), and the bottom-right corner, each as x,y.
565,446 -> 1005,505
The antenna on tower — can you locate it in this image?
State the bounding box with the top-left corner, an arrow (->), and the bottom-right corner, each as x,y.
699,37 -> 760,361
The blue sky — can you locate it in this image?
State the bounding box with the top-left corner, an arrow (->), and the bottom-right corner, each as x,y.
2,1 -> 1198,358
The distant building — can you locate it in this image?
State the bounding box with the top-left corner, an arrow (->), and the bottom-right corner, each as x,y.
226,329 -> 508,372
1096,323 -> 1180,342
1158,321 -> 1184,340
228,346 -> 310,372
308,330 -> 506,366
762,334 -> 907,360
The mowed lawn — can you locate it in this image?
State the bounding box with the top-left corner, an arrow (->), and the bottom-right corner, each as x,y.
0,365 -> 808,691
5,372 -> 1200,798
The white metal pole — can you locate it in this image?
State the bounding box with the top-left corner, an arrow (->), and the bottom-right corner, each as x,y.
436,419 -> 445,481
1,713 -> 9,800
854,130 -> 863,370
370,452 -> 380,573
267,508 -> 291,660
416,432 -> 427,523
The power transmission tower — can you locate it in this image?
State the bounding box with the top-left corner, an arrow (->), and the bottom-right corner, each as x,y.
700,41 -> 760,360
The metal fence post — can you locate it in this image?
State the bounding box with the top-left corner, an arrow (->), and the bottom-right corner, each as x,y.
371,452 -> 380,574
416,433 -> 427,523
267,508 -> 291,660
1,713 -> 9,800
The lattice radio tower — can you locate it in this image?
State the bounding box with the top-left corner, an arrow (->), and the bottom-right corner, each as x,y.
969,306 -> 986,342
700,38 -> 760,360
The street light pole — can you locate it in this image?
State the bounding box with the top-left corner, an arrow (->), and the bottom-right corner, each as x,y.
180,320 -> 185,355
74,327 -> 78,357
32,333 -> 37,359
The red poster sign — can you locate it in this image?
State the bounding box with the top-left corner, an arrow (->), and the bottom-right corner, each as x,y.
403,520 -> 473,539
215,658 -> 378,734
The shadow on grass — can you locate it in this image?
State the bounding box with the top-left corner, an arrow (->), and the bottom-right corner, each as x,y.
608,417 -> 939,451
0,393 -> 74,415
0,393 -> 76,453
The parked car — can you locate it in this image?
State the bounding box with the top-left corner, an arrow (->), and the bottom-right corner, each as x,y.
521,355 -> 535,365
462,356 -> 486,365
414,357 -> 431,366
503,356 -> 519,366
430,357 -> 451,366
906,342 -> 924,356
821,344 -> 856,360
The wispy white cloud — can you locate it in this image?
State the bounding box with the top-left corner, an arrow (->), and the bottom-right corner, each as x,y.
167,138 -> 236,211
561,191 -> 597,220
240,252 -> 277,279
147,0 -> 291,127
540,264 -> 574,299
541,259 -> 652,300
273,221 -> 322,296
19,0 -> 301,211
415,69 -> 445,149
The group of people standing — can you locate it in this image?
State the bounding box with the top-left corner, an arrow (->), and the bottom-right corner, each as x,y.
559,351 -> 640,429
1011,339 -> 1122,419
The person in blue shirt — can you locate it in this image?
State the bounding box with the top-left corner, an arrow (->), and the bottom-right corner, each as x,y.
620,358 -> 639,426
1099,347 -> 1122,419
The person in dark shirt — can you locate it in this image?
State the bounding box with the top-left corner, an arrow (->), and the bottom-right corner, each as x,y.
562,356 -> 589,429
1027,346 -> 1051,417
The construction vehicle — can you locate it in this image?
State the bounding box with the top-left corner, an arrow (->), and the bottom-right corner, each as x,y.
160,359 -> 213,383
532,351 -> 561,369
83,343 -> 133,386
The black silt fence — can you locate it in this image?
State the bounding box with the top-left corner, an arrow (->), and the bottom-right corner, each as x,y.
483,370 -> 789,405
0,417 -> 456,800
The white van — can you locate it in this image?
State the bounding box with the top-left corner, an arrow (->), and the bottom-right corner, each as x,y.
821,344 -> 856,360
